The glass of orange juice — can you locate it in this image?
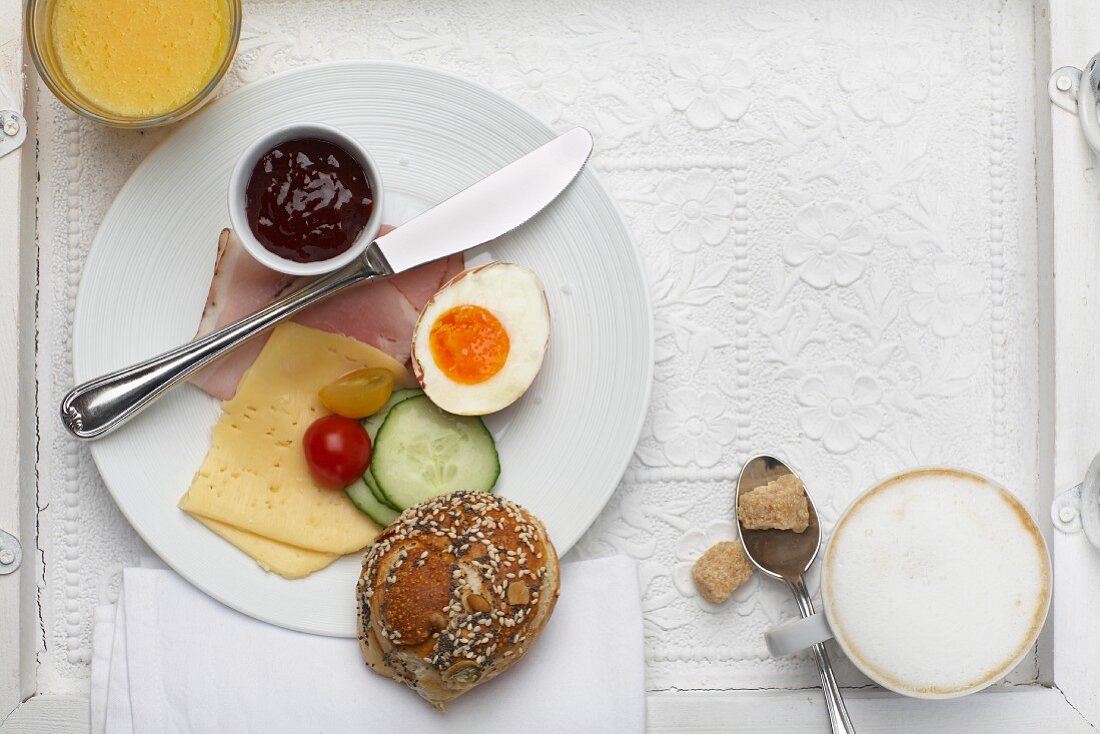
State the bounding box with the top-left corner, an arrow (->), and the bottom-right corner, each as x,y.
26,0 -> 241,128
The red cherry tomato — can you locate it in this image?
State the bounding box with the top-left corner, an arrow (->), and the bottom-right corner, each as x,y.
303,415 -> 372,489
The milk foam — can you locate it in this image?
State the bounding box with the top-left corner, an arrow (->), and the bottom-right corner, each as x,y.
824,470 -> 1050,697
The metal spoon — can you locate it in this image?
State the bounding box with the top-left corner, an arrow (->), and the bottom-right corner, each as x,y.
736,454 -> 855,734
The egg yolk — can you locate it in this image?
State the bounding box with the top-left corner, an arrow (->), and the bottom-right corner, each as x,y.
428,305 -> 510,385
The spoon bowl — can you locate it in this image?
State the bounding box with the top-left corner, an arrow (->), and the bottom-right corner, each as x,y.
736,455 -> 821,582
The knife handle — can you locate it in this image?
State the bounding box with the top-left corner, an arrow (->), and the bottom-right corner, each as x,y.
61,255 -> 381,441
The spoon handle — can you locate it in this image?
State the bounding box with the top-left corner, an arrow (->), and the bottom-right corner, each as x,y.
60,259 -> 378,441
789,576 -> 856,734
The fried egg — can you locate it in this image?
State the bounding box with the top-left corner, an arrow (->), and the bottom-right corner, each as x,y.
411,262 -> 550,416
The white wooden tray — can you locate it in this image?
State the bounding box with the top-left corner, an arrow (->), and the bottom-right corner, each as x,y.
3,0 -> 1100,731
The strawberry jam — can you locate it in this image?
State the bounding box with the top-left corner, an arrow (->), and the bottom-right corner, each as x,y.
245,137 -> 373,263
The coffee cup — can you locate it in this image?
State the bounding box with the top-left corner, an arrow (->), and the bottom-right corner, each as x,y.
765,468 -> 1051,699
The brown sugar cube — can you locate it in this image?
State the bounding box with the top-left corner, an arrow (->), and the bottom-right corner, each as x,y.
737,474 -> 810,533
691,541 -> 753,604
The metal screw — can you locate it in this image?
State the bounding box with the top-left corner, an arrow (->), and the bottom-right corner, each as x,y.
1059,505 -> 1078,523
1057,76 -> 1073,92
1,114 -> 18,137
0,549 -> 14,565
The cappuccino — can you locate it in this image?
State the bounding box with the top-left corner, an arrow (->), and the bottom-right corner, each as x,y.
823,469 -> 1050,698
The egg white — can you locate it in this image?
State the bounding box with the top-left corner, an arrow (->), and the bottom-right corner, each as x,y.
412,262 -> 550,416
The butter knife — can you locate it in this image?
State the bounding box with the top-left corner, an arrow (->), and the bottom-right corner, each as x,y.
61,127 -> 593,440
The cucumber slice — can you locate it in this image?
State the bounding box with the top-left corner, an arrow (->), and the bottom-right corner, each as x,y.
363,469 -> 398,511
346,478 -> 399,527
372,395 -> 499,509
362,388 -> 423,439
361,388 -> 423,511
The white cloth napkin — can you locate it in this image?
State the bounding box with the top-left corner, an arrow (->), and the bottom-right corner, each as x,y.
90,556 -> 645,734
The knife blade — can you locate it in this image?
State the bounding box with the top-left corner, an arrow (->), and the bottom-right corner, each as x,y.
373,126 -> 592,273
61,127 -> 594,440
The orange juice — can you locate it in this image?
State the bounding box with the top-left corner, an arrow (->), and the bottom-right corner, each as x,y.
50,0 -> 232,118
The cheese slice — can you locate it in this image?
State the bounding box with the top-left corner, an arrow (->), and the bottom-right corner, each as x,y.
181,322 -> 415,557
196,517 -> 340,579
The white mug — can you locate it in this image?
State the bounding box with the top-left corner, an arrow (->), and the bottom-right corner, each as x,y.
765,468 -> 1052,699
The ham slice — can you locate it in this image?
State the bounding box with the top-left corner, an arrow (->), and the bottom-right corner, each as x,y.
388,253 -> 465,309
190,227 -> 463,400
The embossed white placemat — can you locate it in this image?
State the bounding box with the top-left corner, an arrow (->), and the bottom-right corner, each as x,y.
32,0 -> 1039,696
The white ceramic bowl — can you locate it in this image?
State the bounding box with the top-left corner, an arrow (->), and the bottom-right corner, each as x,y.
227,122 -> 384,276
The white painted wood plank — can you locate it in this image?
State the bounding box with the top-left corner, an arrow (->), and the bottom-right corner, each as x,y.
0,0 -> 32,722
1,688 -> 1089,734
1030,0 -> 1057,685
1048,0 -> 1100,726
0,695 -> 88,734
1049,0 -> 1100,485
647,687 -> 1092,733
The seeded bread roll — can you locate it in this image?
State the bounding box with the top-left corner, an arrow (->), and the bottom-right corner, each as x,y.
356,491 -> 560,709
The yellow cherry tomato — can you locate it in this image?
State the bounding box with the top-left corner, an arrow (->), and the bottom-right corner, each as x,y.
318,368 -> 395,419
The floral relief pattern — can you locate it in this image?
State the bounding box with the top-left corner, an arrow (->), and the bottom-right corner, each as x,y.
837,40 -> 931,126
490,41 -> 579,123
653,170 -> 734,253
908,253 -> 984,337
651,388 -> 737,467
34,0 -> 1039,694
666,45 -> 754,129
783,200 -> 875,288
797,364 -> 884,453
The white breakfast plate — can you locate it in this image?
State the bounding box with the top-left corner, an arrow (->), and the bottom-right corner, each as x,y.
73,61 -> 653,636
